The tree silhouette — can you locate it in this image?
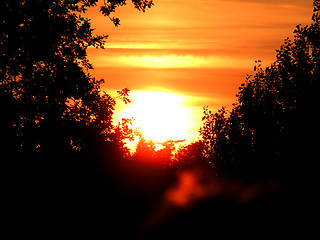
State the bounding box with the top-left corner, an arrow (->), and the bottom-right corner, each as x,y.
133,136 -> 157,162
200,0 -> 320,183
173,140 -> 207,170
132,137 -> 180,165
200,107 -> 230,172
0,0 -> 152,155
0,1 -> 155,236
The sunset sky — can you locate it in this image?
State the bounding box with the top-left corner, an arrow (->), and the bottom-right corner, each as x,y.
86,0 -> 314,143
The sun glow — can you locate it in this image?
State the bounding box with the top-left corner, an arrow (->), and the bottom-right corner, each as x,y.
119,91 -> 192,143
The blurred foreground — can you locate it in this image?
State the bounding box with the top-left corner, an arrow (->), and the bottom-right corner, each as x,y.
4,150 -> 316,239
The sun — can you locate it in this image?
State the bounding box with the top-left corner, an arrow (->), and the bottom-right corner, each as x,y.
120,91 -> 192,143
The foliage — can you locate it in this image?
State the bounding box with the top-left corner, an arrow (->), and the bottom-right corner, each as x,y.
200,107 -> 230,168
173,140 -> 207,170
132,137 -> 184,165
113,117 -> 140,159
100,0 -> 154,26
0,1 -> 155,234
200,0 -> 320,181
0,0 -> 153,154
133,137 -> 157,162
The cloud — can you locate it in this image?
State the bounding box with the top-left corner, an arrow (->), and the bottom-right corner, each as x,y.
92,52 -> 253,69
96,64 -> 250,108
222,0 -> 312,7
87,0 -> 314,131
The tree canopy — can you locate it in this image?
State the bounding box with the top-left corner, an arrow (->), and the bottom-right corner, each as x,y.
200,0 -> 320,182
0,0 -> 152,155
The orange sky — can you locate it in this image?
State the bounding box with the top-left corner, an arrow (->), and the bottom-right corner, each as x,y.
86,0 -> 314,143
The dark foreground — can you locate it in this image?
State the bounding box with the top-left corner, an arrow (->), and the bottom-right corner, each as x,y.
4,153 -> 316,239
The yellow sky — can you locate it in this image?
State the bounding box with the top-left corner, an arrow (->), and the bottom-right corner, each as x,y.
86,0 -> 314,143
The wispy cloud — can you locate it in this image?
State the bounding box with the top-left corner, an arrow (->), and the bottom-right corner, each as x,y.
92,53 -> 253,69
87,0 -> 314,132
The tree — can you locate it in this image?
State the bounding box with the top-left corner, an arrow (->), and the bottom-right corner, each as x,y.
173,140 -> 207,170
0,0 -> 153,155
0,1 -> 155,236
133,137 -> 156,163
201,0 -> 320,182
200,107 -> 230,173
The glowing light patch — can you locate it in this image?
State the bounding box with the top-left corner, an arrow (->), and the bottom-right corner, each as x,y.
120,91 -> 192,143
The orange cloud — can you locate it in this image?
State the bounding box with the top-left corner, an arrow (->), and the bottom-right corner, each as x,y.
91,52 -> 253,69
85,0 -> 314,141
